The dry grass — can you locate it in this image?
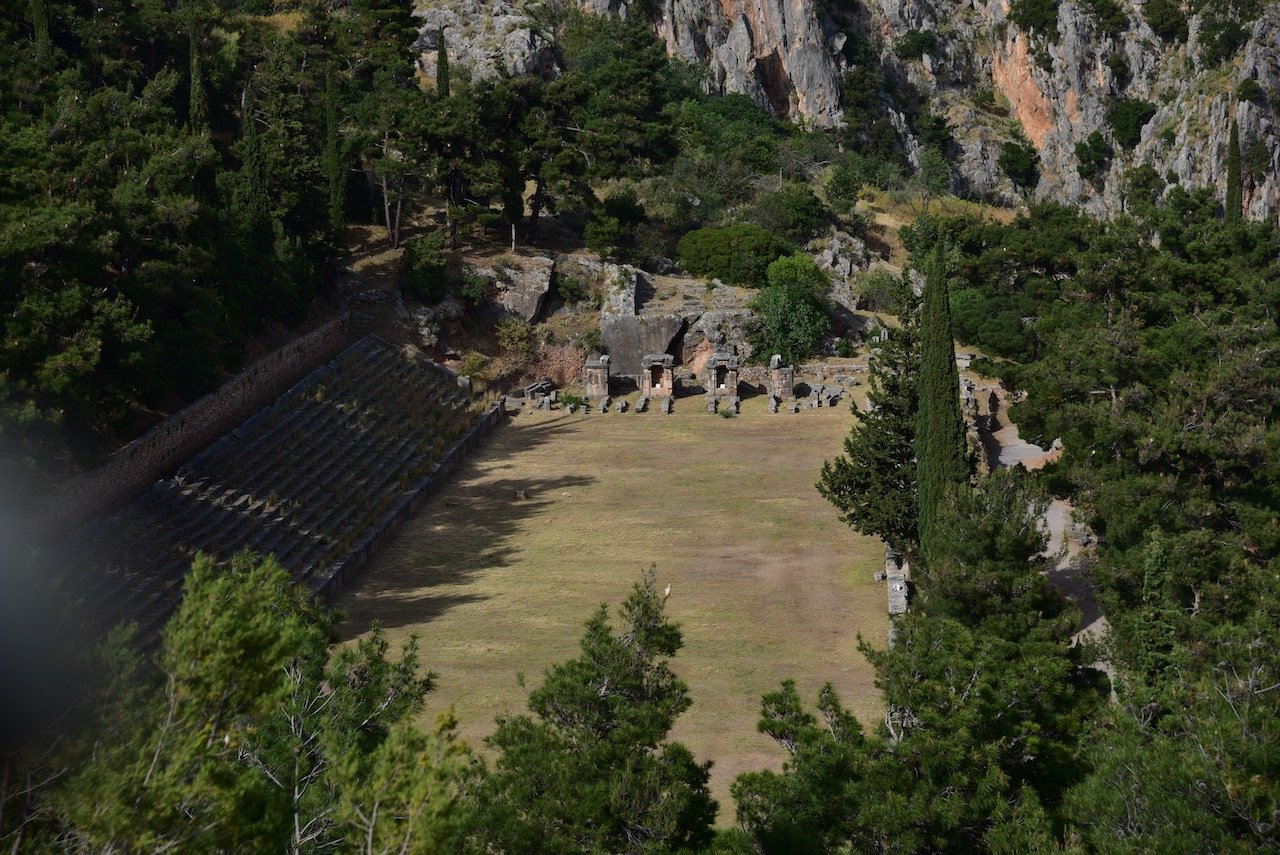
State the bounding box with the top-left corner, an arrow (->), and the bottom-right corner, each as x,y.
335,396 -> 887,821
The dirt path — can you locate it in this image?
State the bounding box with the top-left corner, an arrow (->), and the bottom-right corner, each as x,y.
971,380 -> 1115,691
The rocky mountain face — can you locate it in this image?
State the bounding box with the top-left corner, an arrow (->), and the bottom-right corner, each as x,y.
417,0 -> 1280,223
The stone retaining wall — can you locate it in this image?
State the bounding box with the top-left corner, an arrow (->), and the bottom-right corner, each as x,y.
35,315 -> 353,536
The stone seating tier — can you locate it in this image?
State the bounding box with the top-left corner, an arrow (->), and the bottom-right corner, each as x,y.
51,336 -> 484,647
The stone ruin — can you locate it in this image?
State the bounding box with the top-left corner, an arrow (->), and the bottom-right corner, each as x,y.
584,354 -> 610,399
874,545 -> 911,619
703,352 -> 739,399
640,353 -> 675,398
767,354 -> 795,413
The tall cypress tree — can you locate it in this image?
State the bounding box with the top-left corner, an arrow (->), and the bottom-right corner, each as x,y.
914,247 -> 969,564
29,0 -> 50,61
1225,118 -> 1242,223
188,20 -> 207,129
323,72 -> 346,242
435,26 -> 450,98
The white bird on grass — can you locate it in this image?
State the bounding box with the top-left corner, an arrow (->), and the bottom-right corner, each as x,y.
662,583 -> 672,601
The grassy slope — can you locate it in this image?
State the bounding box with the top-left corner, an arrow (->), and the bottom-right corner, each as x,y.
335,393 -> 886,820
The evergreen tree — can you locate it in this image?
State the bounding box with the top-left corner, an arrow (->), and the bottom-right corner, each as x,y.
187,5 -> 207,129
323,72 -> 346,241
435,26 -> 450,98
818,282 -> 921,553
1225,117 -> 1242,222
28,0 -> 49,61
914,247 -> 969,564
476,573 -> 717,853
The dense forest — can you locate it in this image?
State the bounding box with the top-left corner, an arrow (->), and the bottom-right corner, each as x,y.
2,0 -> 1278,852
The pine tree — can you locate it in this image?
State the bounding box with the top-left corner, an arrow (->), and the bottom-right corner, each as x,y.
914,247 -> 968,564
477,573 -> 717,853
1225,118 -> 1242,222
819,285 -> 920,553
436,26 -> 450,98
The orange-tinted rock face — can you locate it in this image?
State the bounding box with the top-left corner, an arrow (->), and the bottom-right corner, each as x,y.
991,31 -> 1053,148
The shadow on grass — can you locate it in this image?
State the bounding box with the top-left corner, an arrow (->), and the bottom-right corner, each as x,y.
337,416 -> 595,636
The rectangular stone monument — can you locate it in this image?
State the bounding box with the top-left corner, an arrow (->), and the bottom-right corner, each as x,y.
640,353 -> 675,398
767,354 -> 795,400
703,352 -> 739,399
584,354 -> 610,399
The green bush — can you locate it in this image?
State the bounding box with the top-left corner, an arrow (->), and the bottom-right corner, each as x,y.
1108,98 -> 1157,149
856,269 -> 907,314
676,224 -> 791,287
828,152 -> 905,210
835,338 -> 856,358
1010,0 -> 1059,37
747,254 -> 832,365
1244,140 -> 1271,183
556,272 -> 593,306
1143,0 -> 1187,42
399,231 -> 448,302
460,267 -> 488,304
741,182 -> 828,245
894,30 -> 939,60
1084,0 -> 1128,37
998,138 -> 1041,189
1237,78 -> 1264,103
1075,131 -> 1112,181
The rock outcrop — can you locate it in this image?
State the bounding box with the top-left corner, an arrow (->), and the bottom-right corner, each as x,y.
598,266 -> 685,377
419,0 -> 1280,224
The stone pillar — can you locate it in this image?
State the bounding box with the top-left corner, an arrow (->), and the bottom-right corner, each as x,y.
584,354 -> 610,399
767,354 -> 795,400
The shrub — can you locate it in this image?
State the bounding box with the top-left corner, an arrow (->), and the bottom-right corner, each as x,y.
399,231 -> 448,302
1009,0 -> 1059,37
998,138 -> 1041,189
459,351 -> 490,380
856,268 -> 907,314
1244,140 -> 1271,183
676,224 -> 791,287
828,152 -> 905,211
1084,0 -> 1128,37
556,272 -> 593,306
894,30 -> 939,60
835,338 -> 856,358
742,182 -> 828,245
1143,0 -> 1187,42
496,318 -> 537,363
746,253 -> 832,365
1075,130 -> 1116,180
1108,98 -> 1157,148
1237,78 -> 1264,103
460,267 -> 488,304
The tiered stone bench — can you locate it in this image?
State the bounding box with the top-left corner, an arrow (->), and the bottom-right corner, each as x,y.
47,336 -> 498,647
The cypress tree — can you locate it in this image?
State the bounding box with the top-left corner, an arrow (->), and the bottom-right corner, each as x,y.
1225,118 -> 1242,223
324,73 -> 346,242
188,21 -> 207,129
29,0 -> 50,61
914,247 -> 969,564
436,26 -> 450,98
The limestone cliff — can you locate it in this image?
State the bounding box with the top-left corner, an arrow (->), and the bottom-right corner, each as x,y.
848,0 -> 1280,221
417,0 -> 1280,223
